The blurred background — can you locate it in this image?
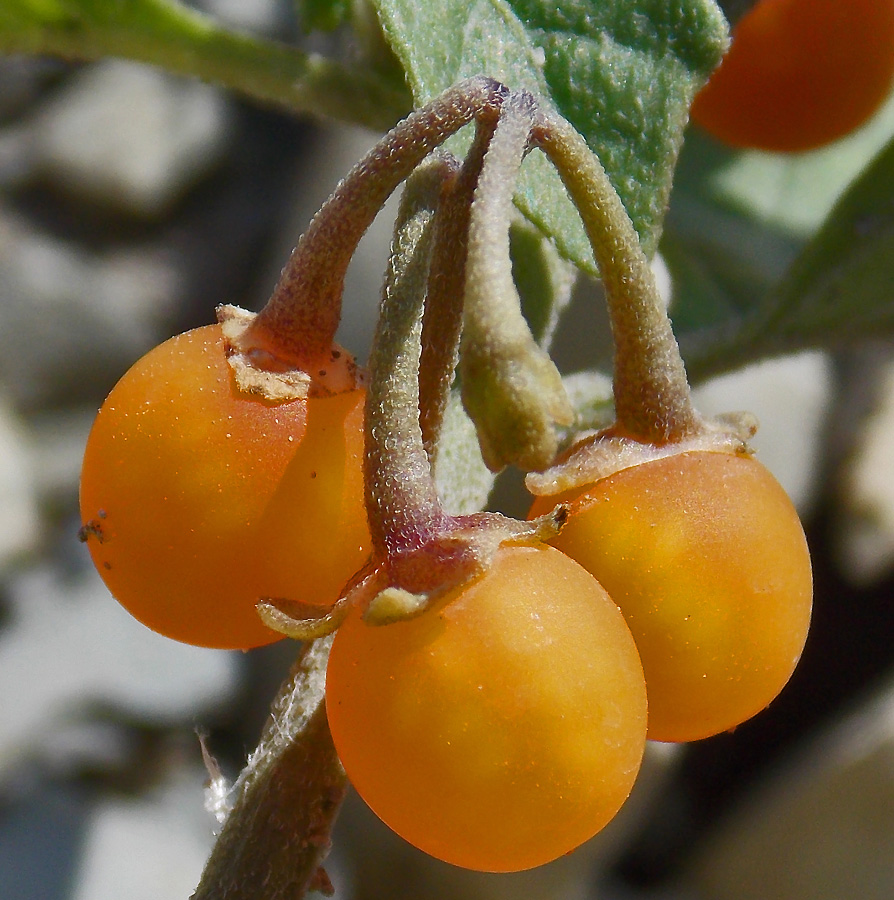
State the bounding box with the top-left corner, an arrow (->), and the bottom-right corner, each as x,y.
1,2 -> 893,898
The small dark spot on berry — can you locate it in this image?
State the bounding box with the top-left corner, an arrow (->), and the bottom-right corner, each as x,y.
78,519 -> 106,543
310,471 -> 317,479
319,370 -> 327,378
103,561 -> 112,570
331,349 -> 341,360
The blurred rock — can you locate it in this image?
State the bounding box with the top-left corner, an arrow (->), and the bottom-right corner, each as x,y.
29,60 -> 234,218
0,122 -> 31,188
72,764 -> 216,900
0,56 -> 67,122
0,396 -> 39,566
24,408 -> 96,514
0,204 -> 183,407
34,718 -> 137,783
0,780 -> 89,900
683,675 -> 894,900
692,351 -> 831,513
257,121 -> 394,359
0,562 -> 238,781
835,358 -> 894,585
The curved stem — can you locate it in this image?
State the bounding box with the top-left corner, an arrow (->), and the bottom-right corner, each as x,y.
418,120 -> 495,461
534,110 -> 699,444
365,157 -> 457,558
249,77 -> 507,366
460,92 -> 572,471
463,92 -> 537,370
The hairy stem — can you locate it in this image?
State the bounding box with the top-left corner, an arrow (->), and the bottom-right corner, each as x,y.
192,636 -> 344,900
460,92 -> 572,471
534,110 -> 699,444
365,158 -> 456,558
418,120 -> 494,461
250,77 -> 507,365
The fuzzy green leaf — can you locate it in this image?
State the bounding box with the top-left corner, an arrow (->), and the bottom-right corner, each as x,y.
434,392 -> 497,515
763,136 -> 894,350
371,0 -> 728,270
510,218 -> 577,349
662,132 -> 805,348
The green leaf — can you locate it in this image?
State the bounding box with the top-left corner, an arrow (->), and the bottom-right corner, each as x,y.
667,94 -> 894,379
434,392 -> 497,515
370,0 -> 728,269
761,135 -> 894,353
662,132 -> 805,345
510,217 -> 577,348
560,370 -> 614,434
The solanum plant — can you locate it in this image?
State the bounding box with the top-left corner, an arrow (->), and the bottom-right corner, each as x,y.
6,0 -> 894,895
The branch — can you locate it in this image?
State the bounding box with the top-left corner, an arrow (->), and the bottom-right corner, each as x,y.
0,0 -> 411,130
192,636 -> 345,900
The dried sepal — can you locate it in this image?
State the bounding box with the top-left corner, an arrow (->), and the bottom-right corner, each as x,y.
527,412 -> 759,497
257,595 -> 352,640
218,304 -> 363,400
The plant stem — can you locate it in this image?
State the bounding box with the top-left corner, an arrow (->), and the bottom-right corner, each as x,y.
534,110 -> 699,444
365,157 -> 455,558
462,92 -> 538,377
361,150 -> 565,618
460,92 -> 572,471
418,120 -> 494,461
250,76 -> 507,365
0,0 -> 411,131
192,636 -> 344,900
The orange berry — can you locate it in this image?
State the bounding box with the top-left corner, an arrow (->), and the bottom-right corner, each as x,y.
326,543 -> 647,871
80,325 -> 370,649
531,452 -> 812,741
691,0 -> 894,152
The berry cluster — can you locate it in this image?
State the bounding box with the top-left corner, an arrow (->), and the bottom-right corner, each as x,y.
79,80 -> 813,874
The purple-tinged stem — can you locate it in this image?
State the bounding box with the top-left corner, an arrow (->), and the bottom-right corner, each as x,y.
365,157 -> 458,559
418,118 -> 495,461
